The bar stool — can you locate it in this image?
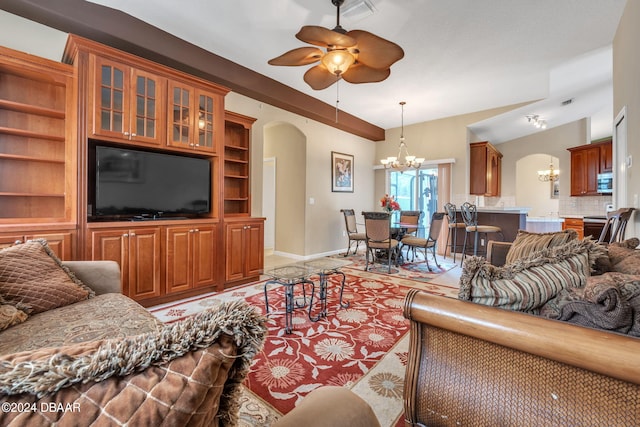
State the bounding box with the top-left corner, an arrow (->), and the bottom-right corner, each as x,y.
598,207 -> 635,243
460,202 -> 503,265
444,203 -> 465,262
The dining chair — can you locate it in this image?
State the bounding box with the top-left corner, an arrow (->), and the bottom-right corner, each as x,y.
362,211 -> 400,273
340,209 -> 366,256
398,210 -> 423,260
460,202 -> 503,265
401,212 -> 445,271
444,203 -> 465,262
598,207 -> 635,243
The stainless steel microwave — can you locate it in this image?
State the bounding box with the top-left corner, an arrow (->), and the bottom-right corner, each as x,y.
597,172 -> 613,193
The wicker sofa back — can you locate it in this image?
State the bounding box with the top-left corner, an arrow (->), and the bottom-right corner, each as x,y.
402,289 -> 640,426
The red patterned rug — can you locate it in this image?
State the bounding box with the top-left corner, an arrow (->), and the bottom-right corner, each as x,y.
244,273 -> 410,415
149,263 -> 459,426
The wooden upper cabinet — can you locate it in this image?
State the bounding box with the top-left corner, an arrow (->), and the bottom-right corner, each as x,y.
167,81 -> 221,154
568,139 -> 612,196
92,56 -> 165,146
599,138 -> 613,173
470,141 -> 502,197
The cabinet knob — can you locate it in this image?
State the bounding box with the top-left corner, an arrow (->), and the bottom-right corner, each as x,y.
123,131 -> 130,137
123,233 -> 128,237
130,232 -> 136,237
131,133 -> 137,138
194,229 -> 199,232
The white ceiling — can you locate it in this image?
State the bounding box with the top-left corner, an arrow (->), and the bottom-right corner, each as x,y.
79,1 -> 626,139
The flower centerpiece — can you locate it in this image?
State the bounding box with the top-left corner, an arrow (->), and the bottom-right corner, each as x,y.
380,194 -> 400,212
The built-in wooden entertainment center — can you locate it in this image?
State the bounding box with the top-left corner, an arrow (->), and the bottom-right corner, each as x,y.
0,36 -> 264,306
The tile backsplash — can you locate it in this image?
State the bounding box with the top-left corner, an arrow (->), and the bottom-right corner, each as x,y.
557,195 -> 613,216
451,194 -> 613,217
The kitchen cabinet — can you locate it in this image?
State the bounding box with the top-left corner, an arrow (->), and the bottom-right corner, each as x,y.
91,56 -> 165,146
0,231 -> 74,260
89,226 -> 162,300
562,217 -> 584,239
599,138 -> 613,173
167,80 -> 223,154
224,219 -> 264,285
165,224 -> 217,294
568,140 -> 612,196
470,141 -> 502,196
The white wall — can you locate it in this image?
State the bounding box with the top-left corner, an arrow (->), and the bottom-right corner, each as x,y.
613,1 -> 640,238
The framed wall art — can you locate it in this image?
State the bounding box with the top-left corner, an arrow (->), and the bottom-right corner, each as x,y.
331,151 -> 354,192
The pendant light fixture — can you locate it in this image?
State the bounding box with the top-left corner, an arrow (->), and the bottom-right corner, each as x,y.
380,102 -> 424,172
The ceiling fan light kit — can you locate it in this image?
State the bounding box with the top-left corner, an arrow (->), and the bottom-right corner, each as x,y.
268,0 -> 404,90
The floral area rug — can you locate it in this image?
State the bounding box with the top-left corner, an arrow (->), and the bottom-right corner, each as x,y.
149,264 -> 460,426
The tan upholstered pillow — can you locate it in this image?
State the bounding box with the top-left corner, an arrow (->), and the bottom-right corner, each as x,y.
505,229 -> 578,265
0,240 -> 94,314
459,238 -> 605,313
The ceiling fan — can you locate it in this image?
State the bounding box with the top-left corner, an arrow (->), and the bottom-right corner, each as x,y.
268,0 -> 404,90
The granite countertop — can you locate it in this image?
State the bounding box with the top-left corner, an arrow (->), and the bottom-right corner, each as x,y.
526,217 -> 565,223
475,207 -> 531,214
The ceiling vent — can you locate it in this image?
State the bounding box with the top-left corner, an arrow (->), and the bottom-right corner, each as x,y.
342,0 -> 377,21
561,98 -> 574,106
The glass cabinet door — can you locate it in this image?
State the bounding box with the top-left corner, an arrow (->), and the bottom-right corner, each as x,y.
168,81 -> 193,149
197,91 -> 215,151
131,69 -> 164,145
94,57 -> 129,138
93,57 -> 164,145
167,82 -> 218,153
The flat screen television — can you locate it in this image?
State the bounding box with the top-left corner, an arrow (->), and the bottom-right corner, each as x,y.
91,145 -> 211,220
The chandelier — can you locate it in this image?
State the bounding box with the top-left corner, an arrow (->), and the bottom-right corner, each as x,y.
538,159 -> 559,182
526,114 -> 547,129
380,102 -> 424,171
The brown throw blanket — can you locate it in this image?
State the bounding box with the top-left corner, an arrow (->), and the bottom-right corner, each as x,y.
541,272 -> 640,337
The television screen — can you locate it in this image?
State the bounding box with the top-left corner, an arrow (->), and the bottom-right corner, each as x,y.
93,145 -> 210,219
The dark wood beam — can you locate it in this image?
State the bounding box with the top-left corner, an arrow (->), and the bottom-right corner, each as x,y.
1,0 -> 385,141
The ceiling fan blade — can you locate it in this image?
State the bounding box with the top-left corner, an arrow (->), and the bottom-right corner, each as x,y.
303,64 -> 340,90
342,63 -> 391,84
346,30 -> 404,69
296,25 -> 357,48
268,47 -> 324,66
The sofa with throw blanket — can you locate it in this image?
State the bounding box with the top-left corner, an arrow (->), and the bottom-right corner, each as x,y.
0,239 -> 382,427
0,239 -> 267,427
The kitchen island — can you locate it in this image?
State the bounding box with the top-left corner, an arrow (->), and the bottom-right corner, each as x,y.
452,207 -> 528,257
525,216 -> 564,233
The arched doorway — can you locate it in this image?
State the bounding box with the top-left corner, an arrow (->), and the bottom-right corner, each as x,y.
263,122 -> 307,256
